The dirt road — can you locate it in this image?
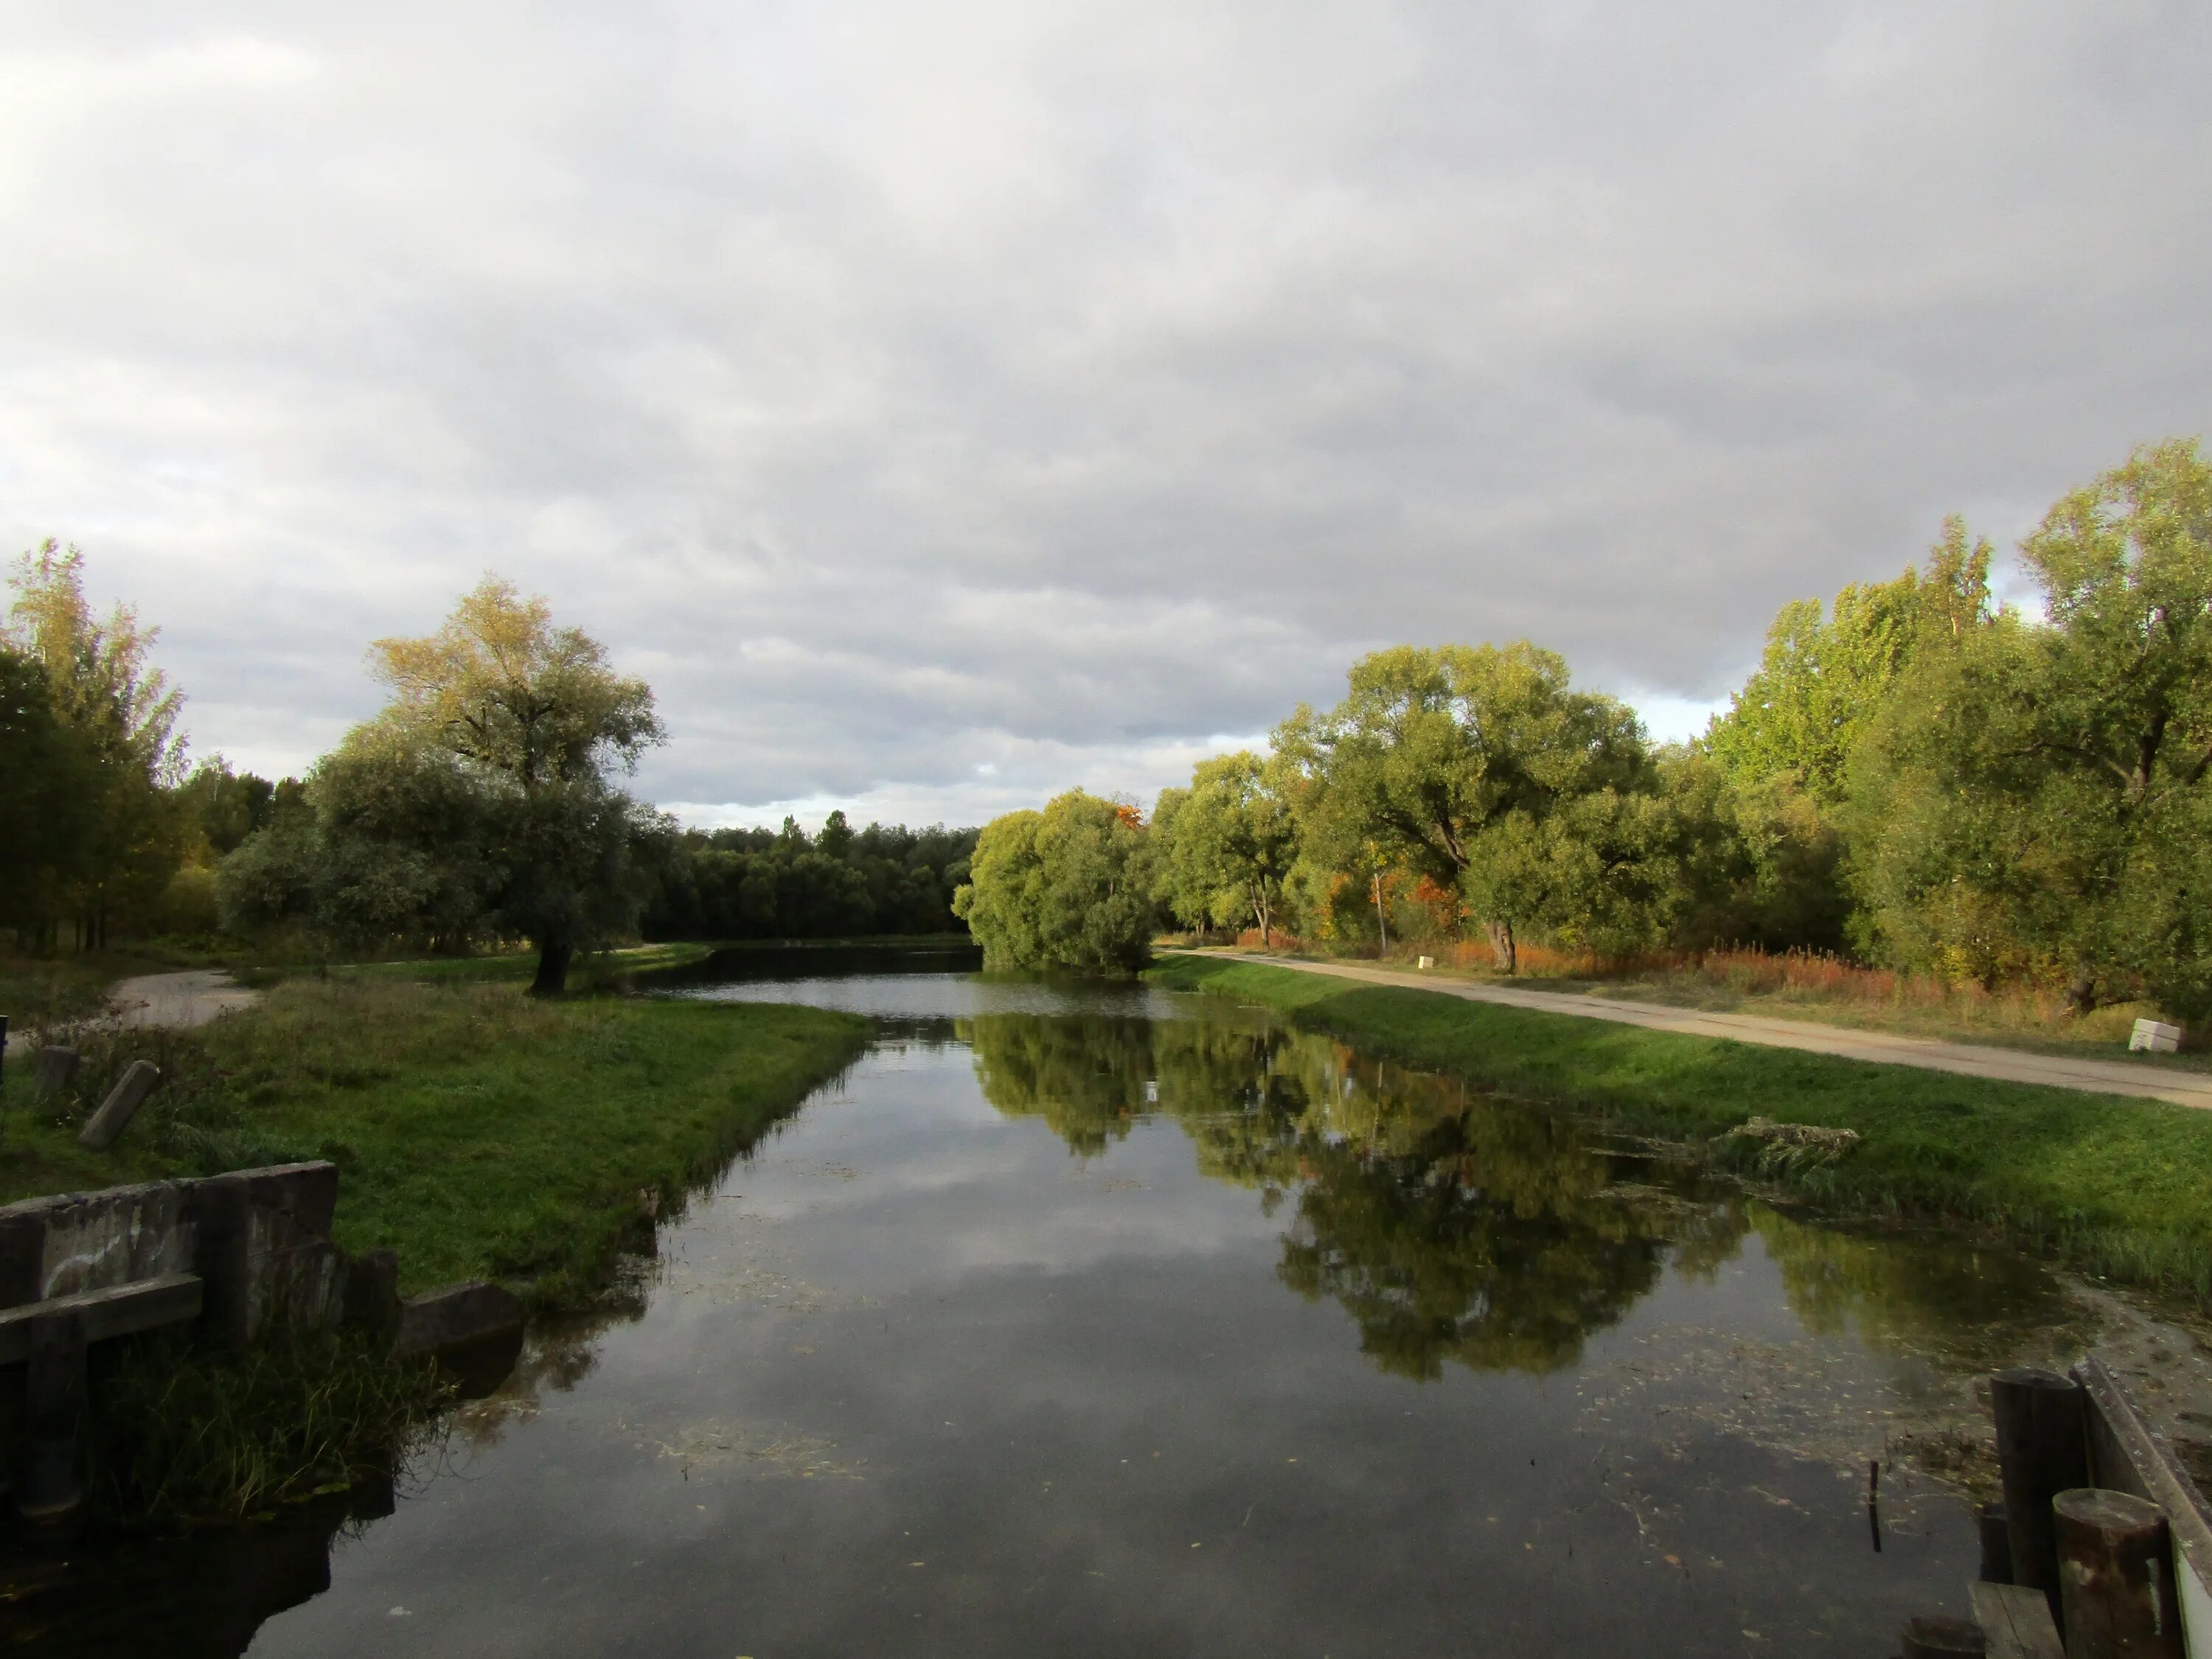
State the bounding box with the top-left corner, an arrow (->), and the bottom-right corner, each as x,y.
1180,951 -> 2212,1110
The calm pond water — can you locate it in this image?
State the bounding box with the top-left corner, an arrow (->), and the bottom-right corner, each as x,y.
16,950 -> 2135,1655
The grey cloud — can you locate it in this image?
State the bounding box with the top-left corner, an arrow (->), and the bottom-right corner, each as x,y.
2,1 -> 2206,824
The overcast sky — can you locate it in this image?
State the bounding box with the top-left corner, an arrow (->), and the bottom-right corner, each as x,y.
4,4 -> 2206,828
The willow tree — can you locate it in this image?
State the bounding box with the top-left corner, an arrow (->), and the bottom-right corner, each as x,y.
1152,750 -> 1301,945
953,790 -> 1156,973
1276,643 -> 1647,970
365,576 -> 664,993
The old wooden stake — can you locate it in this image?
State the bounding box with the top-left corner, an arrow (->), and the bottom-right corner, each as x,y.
2053,1487 -> 2183,1659
17,1307 -> 87,1528
1992,1367 -> 2089,1608
1901,1613 -> 1986,1656
1980,1501 -> 2013,1583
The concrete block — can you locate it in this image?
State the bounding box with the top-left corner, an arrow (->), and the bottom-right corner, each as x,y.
342,1249 -> 402,1346
237,1162 -> 340,1241
31,1047 -> 79,1106
0,1208 -> 44,1308
243,1205 -> 346,1343
77,1060 -> 160,1150
2129,1019 -> 2183,1054
36,1180 -> 198,1298
17,1307 -> 86,1532
394,1280 -> 525,1360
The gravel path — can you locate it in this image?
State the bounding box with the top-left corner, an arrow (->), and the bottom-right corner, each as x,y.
107,969 -> 261,1029
1180,950 -> 2212,1110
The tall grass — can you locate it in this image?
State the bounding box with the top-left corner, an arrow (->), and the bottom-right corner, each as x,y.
86,1332 -> 452,1524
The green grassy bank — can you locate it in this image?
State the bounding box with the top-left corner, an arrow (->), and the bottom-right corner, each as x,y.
4,975 -> 868,1306
1146,955 -> 2212,1301
1,973 -> 866,1525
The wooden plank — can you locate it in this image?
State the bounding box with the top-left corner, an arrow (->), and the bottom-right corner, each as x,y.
1973,1582 -> 2066,1659
2077,1354 -> 2212,1659
0,1273 -> 201,1365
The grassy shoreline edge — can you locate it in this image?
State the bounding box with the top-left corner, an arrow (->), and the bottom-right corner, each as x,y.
1144,954 -> 2212,1303
3,975 -> 872,1523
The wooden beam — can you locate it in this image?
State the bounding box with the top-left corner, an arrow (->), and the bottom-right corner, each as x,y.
2076,1354 -> 2212,1659
0,1273 -> 202,1366
1972,1582 -> 2065,1659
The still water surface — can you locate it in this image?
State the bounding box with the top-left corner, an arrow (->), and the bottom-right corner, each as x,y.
22,951 -> 2124,1655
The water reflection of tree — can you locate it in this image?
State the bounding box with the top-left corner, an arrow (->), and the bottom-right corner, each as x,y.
1747,1204 -> 2093,1375
959,1013 -> 1161,1155
964,1013 -> 1720,1377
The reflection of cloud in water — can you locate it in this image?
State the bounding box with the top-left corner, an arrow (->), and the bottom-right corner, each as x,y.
635,1419 -> 865,1481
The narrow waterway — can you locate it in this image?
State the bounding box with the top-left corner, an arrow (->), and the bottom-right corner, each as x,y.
18,950 -> 2193,1656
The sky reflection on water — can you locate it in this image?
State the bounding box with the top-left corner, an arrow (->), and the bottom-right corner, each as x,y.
15,959 -> 2115,1657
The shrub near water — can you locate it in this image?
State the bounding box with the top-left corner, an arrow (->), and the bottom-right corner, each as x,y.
86,1332 -> 450,1524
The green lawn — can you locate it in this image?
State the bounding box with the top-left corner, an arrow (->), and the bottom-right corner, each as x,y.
2,975 -> 866,1307
1146,955 -> 2212,1301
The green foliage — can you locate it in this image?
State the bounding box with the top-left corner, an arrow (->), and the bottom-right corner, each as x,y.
1277,642 -> 1652,967
642,812 -> 977,941
4,542 -> 190,947
1703,562 -> 1929,804
1152,751 -> 1300,942
216,577 -> 667,992
0,644 -> 94,930
953,790 -> 1157,973
1846,442 -> 2212,1015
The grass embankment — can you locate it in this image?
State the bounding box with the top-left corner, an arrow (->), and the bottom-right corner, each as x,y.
1191,933 -> 2206,1071
1,971 -> 866,1525
1147,955 -> 2212,1301
3,975 -> 868,1305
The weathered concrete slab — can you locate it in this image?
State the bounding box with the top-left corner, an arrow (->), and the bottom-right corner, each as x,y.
0,1273 -> 202,1366
394,1280 -> 525,1360
193,1170 -> 346,1348
27,1180 -> 200,1299
0,1208 -> 44,1308
237,1162 -> 340,1241
342,1248 -> 401,1345
32,1046 -> 79,1105
77,1060 -> 160,1151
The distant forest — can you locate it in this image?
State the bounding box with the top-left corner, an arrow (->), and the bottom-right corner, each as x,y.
640,815 -> 976,941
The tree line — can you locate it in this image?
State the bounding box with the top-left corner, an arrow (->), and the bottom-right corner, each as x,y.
4,561 -> 975,992
956,439 -> 2212,1023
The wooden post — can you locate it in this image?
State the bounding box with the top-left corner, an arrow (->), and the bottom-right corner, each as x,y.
17,1307 -> 86,1529
2053,1487 -> 2184,1658
1992,1367 -> 2090,1609
193,1172 -> 254,1349
1980,1501 -> 2014,1583
1901,1613 -> 1986,1656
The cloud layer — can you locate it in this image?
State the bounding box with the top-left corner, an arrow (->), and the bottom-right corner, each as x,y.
4,3 -> 2206,824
